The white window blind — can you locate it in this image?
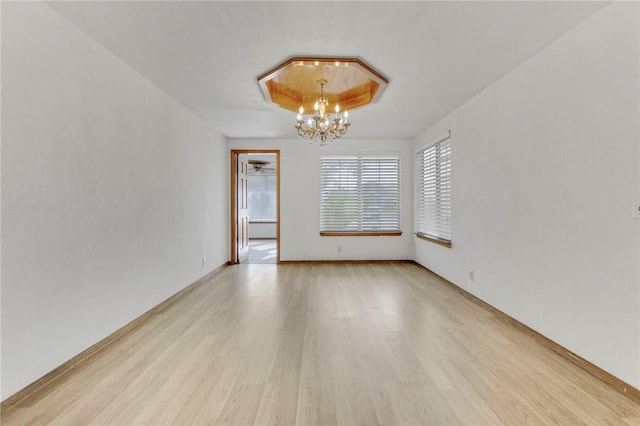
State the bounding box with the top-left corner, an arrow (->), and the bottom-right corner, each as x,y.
320,156 -> 400,233
248,174 -> 277,221
417,133 -> 452,243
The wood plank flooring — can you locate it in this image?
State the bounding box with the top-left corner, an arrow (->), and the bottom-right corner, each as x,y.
2,262 -> 639,425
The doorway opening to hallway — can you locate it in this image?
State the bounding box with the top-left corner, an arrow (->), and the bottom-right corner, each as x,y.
230,150 -> 280,264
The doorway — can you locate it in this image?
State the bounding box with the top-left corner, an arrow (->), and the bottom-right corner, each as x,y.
230,150 -> 280,264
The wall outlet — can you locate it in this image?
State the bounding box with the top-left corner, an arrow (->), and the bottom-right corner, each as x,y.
202,257 -> 207,266
469,270 -> 475,282
337,246 -> 342,253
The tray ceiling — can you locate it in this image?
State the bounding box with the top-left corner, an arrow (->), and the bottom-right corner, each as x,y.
47,1 -> 608,140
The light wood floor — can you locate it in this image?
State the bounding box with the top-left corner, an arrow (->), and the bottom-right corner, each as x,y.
3,262 -> 639,425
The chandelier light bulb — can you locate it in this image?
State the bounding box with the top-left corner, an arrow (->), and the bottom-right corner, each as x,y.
299,105 -> 304,114
335,105 -> 340,114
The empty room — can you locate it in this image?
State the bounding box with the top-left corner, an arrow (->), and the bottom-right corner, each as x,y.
1,1 -> 639,425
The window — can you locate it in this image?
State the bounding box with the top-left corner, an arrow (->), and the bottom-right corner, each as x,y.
248,174 -> 277,221
417,132 -> 452,246
320,155 -> 401,235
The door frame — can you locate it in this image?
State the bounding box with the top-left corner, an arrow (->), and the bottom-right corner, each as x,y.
230,149 -> 281,264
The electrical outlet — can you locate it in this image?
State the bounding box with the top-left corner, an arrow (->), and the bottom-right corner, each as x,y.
469,271 -> 475,282
337,246 -> 342,253
202,257 -> 207,266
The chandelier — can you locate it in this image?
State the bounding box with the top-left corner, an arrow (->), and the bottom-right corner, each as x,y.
257,56 -> 388,145
295,79 -> 350,145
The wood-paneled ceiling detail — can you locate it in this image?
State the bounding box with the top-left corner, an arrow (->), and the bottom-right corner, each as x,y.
257,57 -> 388,113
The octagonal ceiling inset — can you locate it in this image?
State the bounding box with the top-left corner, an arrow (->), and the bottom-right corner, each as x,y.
257,57 -> 388,113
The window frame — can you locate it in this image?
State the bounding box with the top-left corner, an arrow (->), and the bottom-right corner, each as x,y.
416,131 -> 452,247
320,155 -> 402,237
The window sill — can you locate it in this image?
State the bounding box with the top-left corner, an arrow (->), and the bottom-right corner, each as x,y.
320,231 -> 402,237
415,233 -> 452,248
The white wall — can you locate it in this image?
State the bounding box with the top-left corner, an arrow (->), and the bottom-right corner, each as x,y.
228,139 -> 414,261
249,222 -> 277,239
414,2 -> 640,387
1,2 -> 228,399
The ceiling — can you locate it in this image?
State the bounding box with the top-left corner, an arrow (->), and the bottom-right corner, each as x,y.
47,1 -> 608,140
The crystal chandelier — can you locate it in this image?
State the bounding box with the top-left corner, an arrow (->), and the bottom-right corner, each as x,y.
295,79 -> 350,145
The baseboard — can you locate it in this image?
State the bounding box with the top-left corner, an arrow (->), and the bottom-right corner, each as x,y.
0,263 -> 228,414
278,259 -> 414,264
411,261 -> 640,403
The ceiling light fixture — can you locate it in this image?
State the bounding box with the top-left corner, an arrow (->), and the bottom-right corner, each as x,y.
248,159 -> 270,172
295,79 -> 349,145
257,56 -> 388,145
